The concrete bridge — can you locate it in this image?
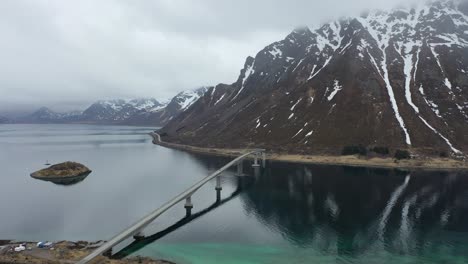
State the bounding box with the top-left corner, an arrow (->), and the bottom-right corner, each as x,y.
77,137 -> 266,263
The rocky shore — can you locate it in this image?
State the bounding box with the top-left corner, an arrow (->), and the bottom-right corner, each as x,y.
30,162 -> 92,179
0,240 -> 173,264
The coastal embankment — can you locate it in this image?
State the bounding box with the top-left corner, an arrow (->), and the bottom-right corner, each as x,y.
150,133 -> 468,170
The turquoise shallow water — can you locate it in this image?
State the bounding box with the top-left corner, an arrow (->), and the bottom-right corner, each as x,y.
1,124 -> 468,263
135,241 -> 468,264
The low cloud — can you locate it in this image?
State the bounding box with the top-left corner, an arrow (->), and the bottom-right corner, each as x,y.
0,0 -> 421,111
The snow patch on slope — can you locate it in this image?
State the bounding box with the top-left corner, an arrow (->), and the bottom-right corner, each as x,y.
327,80 -> 343,101
269,45 -> 283,59
232,60 -> 255,101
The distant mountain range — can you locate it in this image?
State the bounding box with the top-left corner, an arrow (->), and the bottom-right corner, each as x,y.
4,87 -> 209,126
159,0 -> 468,156
0,116 -> 9,124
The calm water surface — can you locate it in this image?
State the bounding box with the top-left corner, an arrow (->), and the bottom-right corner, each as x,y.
1,124 -> 468,263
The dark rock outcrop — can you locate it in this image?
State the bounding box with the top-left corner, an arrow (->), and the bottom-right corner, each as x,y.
30,162 -> 91,179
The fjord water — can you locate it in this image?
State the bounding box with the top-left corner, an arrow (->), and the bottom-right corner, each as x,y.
1,125 -> 468,264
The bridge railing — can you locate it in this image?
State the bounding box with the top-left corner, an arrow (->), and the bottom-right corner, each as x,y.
77,148 -> 265,264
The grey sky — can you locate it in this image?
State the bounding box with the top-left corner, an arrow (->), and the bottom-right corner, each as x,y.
0,0 -> 421,111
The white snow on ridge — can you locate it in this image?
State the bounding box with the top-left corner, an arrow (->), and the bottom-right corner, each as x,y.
98,100 -> 125,111
232,60 -> 255,101
149,104 -> 167,112
306,22 -> 345,82
269,45 -> 283,59
178,89 -> 206,111
99,98 -> 167,112
327,80 -> 343,101
179,95 -> 199,110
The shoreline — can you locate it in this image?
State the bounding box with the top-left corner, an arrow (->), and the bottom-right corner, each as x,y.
0,240 -> 173,264
150,133 -> 468,170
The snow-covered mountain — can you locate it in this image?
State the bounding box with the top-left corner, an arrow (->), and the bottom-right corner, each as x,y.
81,98 -> 166,123
16,107 -> 82,123
10,87 -> 210,126
160,0 -> 468,156
170,87 -> 210,112
139,86 -> 211,126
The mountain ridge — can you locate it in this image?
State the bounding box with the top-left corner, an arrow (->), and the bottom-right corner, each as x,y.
7,87 -> 210,126
159,0 -> 468,157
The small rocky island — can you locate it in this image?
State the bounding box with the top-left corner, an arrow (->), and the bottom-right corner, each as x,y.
30,161 -> 92,185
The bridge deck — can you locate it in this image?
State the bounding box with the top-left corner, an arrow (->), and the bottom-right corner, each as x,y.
77,138 -> 264,263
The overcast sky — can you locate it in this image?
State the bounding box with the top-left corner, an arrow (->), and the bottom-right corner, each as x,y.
0,0 -> 422,112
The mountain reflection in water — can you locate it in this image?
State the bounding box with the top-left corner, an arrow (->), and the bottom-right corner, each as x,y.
240,163 -> 468,257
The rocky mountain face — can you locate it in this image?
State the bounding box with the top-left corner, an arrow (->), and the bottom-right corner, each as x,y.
151,87 -> 211,125
160,0 -> 468,156
12,87 -> 209,126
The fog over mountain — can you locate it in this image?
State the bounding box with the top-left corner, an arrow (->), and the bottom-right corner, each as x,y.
0,0 -> 426,111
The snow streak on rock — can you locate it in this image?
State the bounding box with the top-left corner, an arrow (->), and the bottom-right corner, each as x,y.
214,94 -> 225,106
383,51 -> 412,145
232,60 -> 255,101
358,17 -> 412,145
327,80 -> 343,101
291,98 -> 302,111
403,47 -> 461,153
292,128 -> 304,138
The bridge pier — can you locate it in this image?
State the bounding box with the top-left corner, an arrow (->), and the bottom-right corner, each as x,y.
252,152 -> 262,177
215,176 -> 222,202
103,248 -> 112,258
252,154 -> 260,168
236,161 -> 244,176
254,166 -> 260,177
184,196 -> 193,217
133,231 -> 145,240
262,152 -> 266,168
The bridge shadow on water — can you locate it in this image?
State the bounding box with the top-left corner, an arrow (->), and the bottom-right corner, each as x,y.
111,174 -> 252,259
